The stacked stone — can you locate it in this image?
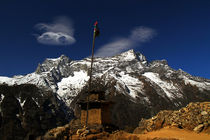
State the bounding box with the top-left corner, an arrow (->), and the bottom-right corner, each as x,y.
134,102 -> 210,134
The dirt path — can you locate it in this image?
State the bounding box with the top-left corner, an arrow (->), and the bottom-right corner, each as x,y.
70,127 -> 210,140
136,127 -> 210,140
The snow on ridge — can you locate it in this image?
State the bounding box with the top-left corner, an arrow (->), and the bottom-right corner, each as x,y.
20,100 -> 26,107
175,69 -> 210,90
1,49 -> 209,107
72,60 -> 91,67
0,94 -> 5,103
57,70 -> 89,98
117,49 -> 136,61
32,97 -> 40,107
0,73 -> 47,88
107,71 -> 144,98
119,73 -> 144,98
143,72 -> 182,99
46,54 -> 68,61
0,50 -> 143,88
137,53 -> 146,62
184,78 -> 210,90
121,53 -> 136,61
46,58 -> 60,62
0,76 -> 16,85
17,98 -> 26,107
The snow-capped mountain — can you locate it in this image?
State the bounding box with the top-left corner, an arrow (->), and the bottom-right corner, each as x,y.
0,49 -> 210,129
0,49 -> 209,106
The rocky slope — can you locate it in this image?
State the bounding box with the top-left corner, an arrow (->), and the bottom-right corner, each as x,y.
134,102 -> 210,134
0,49 -> 210,130
39,102 -> 210,140
0,84 -> 73,140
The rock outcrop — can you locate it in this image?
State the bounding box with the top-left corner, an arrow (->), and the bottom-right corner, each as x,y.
134,102 -> 210,134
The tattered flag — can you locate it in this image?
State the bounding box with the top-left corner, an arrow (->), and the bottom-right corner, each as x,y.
94,21 -> 100,37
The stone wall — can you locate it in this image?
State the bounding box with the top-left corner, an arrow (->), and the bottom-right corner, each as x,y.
134,102 -> 210,134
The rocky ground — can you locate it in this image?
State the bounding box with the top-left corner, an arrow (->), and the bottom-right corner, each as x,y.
39,126 -> 210,140
133,102 -> 210,134
39,102 -> 210,140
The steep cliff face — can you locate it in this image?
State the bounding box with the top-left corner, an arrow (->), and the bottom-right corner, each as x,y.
0,49 -> 210,130
0,84 -> 73,140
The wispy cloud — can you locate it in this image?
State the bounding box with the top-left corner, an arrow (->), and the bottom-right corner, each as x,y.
35,16 -> 76,46
95,26 -> 156,57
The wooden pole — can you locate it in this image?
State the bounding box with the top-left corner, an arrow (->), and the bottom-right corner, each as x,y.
86,25 -> 96,128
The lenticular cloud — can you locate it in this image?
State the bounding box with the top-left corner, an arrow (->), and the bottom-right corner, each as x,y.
35,16 -> 76,46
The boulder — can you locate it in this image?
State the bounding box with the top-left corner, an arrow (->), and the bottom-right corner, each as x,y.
193,124 -> 204,133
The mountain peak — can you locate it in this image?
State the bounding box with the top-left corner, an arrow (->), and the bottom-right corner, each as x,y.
46,54 -> 70,62
115,49 -> 147,62
118,49 -> 135,57
35,55 -> 71,74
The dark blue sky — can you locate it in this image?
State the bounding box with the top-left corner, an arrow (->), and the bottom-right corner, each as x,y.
0,0 -> 210,79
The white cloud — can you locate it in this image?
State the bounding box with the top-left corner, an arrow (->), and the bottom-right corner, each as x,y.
95,38 -> 133,57
35,16 -> 76,46
37,32 -> 76,45
130,26 -> 155,42
95,26 -> 156,57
